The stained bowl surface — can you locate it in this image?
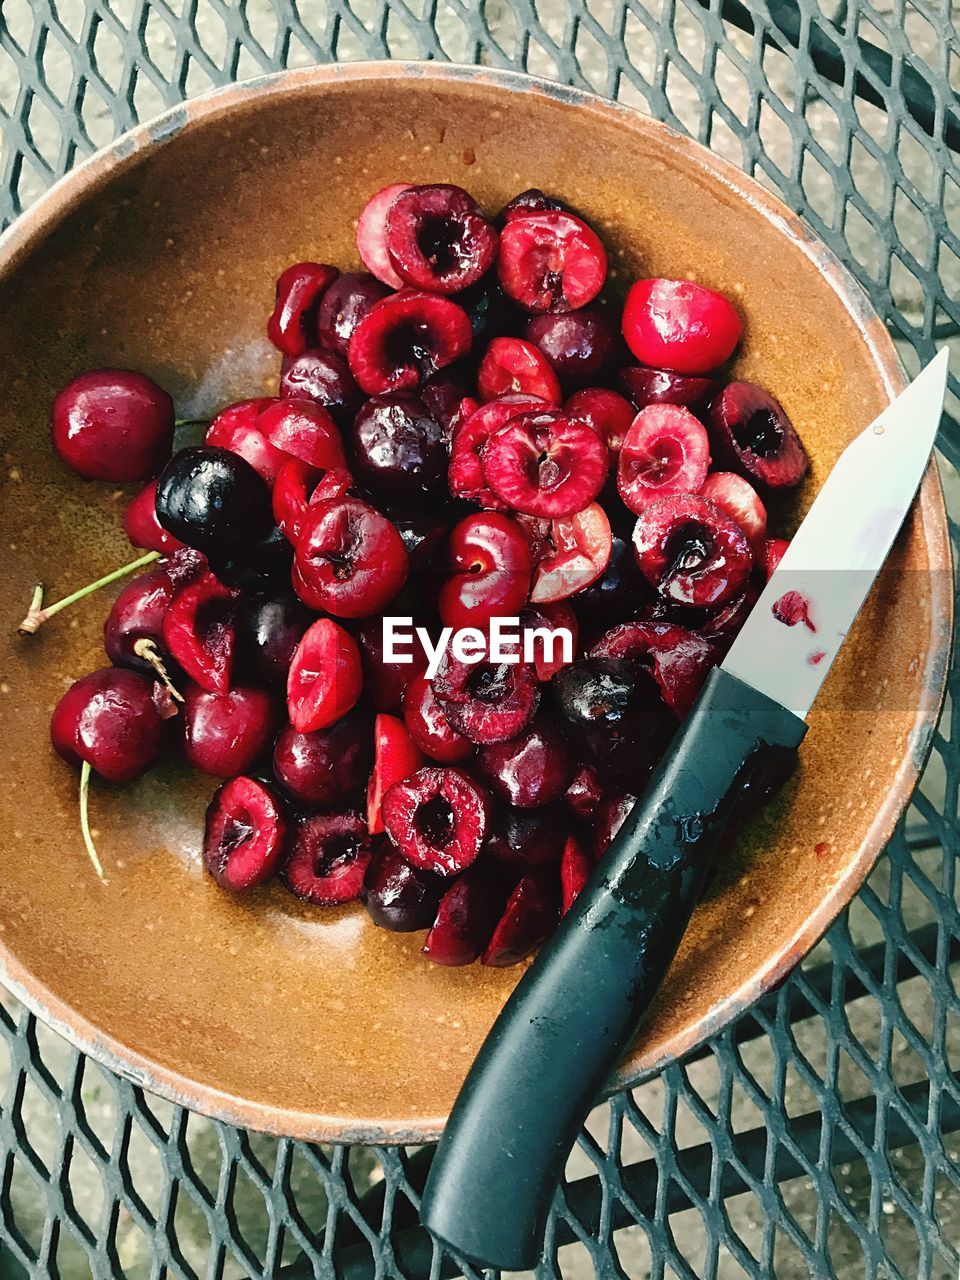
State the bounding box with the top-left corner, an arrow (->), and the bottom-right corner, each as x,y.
0,63 -> 949,1142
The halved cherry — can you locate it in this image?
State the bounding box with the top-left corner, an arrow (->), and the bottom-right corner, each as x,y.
622,278 -> 742,374
481,872 -> 560,966
708,381 -> 808,490
280,810 -> 374,905
293,497 -> 408,618
560,834 -> 593,914
385,184 -> 498,294
589,621 -> 718,716
632,493 -> 753,608
255,398 -> 345,469
402,673 -> 473,763
272,458 -> 325,544
203,776 -> 287,892
448,394 -> 545,508
564,764 -> 604,821
348,290 -> 472,396
700,471 -> 767,556
477,337 -> 561,404
286,617 -> 363,733
438,511 -> 533,632
367,713 -> 426,834
421,373 -> 479,439
619,365 -> 718,413
422,866 -> 505,966
267,261 -> 339,357
617,404 -> 711,515
530,503 -> 612,604
205,397 -> 287,487
381,766 -> 491,875
356,182 -> 413,288
433,646 -> 540,745
761,536 -> 790,580
519,601 -> 579,679
564,387 -> 635,454
161,570 -> 239,694
317,272 -> 391,355
498,211 -> 607,313
482,408 -> 608,517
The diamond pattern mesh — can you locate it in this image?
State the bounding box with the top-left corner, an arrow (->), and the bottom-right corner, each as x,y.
1,2 -> 959,1277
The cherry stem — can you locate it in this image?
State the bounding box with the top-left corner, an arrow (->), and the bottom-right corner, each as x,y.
79,760 -> 107,883
17,550 -> 161,635
133,637 -> 184,704
175,417 -> 209,429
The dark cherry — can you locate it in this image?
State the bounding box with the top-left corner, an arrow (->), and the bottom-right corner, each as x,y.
433,649 -> 540,746
708,381 -> 809,489
484,803 -> 566,869
385,183 -> 498,294
125,479 -> 186,554
619,365 -> 718,414
497,188 -> 566,224
594,791 -> 637,858
524,306 -> 618,390
402,673 -> 473,763
182,684 -> 279,778
316,271 -> 391,355
203,776 -> 287,892
273,711 -> 372,808
347,290 -> 473,396
235,593 -> 312,689
458,278 -> 519,342
51,667 -> 164,783
422,865 -> 505,966
632,493 -> 753,608
420,373 -> 476,437
208,524 -> 295,590
564,764 -> 604,820
280,810 -> 374,905
362,844 -> 444,932
590,621 -> 719,716
349,392 -> 447,506
103,567 -> 176,672
356,616 -> 427,713
278,347 -> 361,428
482,871 -> 559,967
550,657 -> 674,783
154,446 -> 273,559
267,261 -> 338,357
573,531 -> 650,622
393,514 -> 450,577
52,369 -> 174,482
476,719 -> 572,808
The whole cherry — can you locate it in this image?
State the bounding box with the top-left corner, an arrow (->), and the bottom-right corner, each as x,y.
52,369 -> 174,482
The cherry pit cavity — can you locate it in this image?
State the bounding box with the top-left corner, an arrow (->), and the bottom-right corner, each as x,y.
27,180 -> 809,968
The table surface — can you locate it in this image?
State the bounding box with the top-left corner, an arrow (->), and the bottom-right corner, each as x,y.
0,2 -> 958,1277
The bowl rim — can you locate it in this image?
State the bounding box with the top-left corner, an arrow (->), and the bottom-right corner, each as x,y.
0,60 -> 951,1145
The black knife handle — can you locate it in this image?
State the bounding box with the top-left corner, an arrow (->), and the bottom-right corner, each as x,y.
420,667 -> 807,1271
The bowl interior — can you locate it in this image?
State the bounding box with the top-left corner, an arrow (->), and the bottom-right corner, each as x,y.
0,65 -> 948,1142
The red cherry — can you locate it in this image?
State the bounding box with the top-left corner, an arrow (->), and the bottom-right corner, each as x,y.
280,810 -> 374,905
204,776 -> 287,892
381,765 -> 491,875
476,718 -> 572,808
481,872 -> 559,967
762,536 -> 790,580
438,512 -> 533,632
589,621 -> 718,716
402,674 -> 473,763
564,387 -> 635,453
529,503 -> 612,604
385,184 -> 498,294
316,272 -> 391,355
617,404 -> 711,515
181,684 -> 278,778
367,713 -> 425,834
433,647 -> 540,745
52,369 -> 174,482
356,615 -> 427,713
619,365 -> 718,413
272,458 -> 325,544
266,261 -> 339,357
564,764 -> 604,820
477,337 -> 561,404
497,211 -> 607,313
286,617 -> 363,733
560,834 -> 593,914
700,471 -> 767,556
51,667 -> 164,782
103,566 -> 177,672
356,182 -> 413,288
448,394 -> 545,509
482,408 -> 608,517
707,381 -> 809,490
205,397 -> 288,486
622,278 -> 742,374
255,398 -> 345,469
161,570 -> 239,694
422,866 -> 505,966
347,290 -> 472,396
293,497 -> 409,618
124,479 -> 186,553
272,711 -> 371,808
632,493 -> 753,608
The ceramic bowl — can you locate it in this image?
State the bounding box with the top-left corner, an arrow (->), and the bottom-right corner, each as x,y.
0,63 -> 950,1142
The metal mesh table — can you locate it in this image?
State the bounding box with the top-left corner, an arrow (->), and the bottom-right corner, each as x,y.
0,2 -> 958,1277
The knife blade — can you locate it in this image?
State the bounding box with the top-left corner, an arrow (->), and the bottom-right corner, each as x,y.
420,351 -> 949,1272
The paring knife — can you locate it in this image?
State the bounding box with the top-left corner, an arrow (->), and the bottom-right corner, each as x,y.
420,349 -> 950,1272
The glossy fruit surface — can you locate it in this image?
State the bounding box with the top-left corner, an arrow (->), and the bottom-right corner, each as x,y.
125,479 -> 186,554
316,271 -> 391,355
155,446 -> 274,558
280,810 -> 373,905
498,211 -> 607,313
422,867 -> 504,966
273,711 -> 371,808
617,404 -> 711,515
438,511 -> 533,631
708,381 -> 808,489
362,845 -> 444,932
476,719 -> 572,808
356,182 -> 413,288
256,398 -> 345,469
278,348 -> 361,427
182,684 -> 278,777
161,570 -> 238,694
52,369 -> 174,482
286,617 -> 363,733
235,593 -> 312,689
294,497 -> 408,618
619,365 -> 718,413
51,667 -> 164,782
367,713 -> 425,834
348,291 -> 472,396
482,872 -> 559,966
529,502 -> 612,603
433,649 -> 540,745
632,492 -> 753,608
267,261 -> 338,357
482,408 -> 608,517
386,183 -> 498,294
402,674 -> 473,763
381,766 -> 491,875
448,394 -> 544,508
622,278 -> 742,374
564,387 -> 634,454
477,337 -> 561,404
349,393 -> 447,506
525,306 -> 618,389
203,776 -> 287,892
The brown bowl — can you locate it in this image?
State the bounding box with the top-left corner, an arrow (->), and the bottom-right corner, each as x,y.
0,64 -> 950,1143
